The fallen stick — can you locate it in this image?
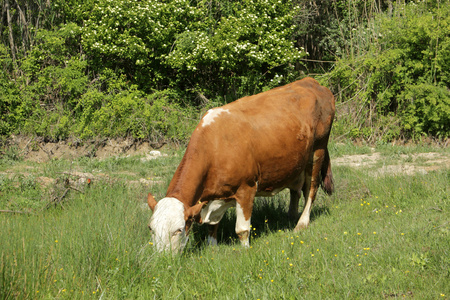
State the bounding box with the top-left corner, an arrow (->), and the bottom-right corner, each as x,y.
0,209 -> 32,214
69,186 -> 84,193
44,184 -> 85,210
45,188 -> 70,210
37,142 -> 53,160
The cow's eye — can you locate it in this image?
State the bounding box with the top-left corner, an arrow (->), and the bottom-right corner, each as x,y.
173,228 -> 183,236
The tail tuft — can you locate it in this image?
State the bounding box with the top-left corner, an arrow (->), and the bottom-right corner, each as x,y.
321,149 -> 334,195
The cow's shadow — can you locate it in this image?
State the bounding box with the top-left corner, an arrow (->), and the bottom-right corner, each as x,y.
189,192 -> 330,250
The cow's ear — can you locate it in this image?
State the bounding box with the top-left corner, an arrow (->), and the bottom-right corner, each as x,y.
184,201 -> 205,221
147,193 -> 157,211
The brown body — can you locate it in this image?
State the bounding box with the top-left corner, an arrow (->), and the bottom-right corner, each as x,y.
148,77 -> 335,250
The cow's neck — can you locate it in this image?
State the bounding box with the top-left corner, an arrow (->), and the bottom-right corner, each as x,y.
165,151 -> 207,208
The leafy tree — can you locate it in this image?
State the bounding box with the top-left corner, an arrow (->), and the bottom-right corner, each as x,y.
165,0 -> 306,100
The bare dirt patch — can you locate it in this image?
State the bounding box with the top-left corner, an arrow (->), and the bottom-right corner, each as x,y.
1,137 -> 173,202
7,135 -> 159,162
333,152 -> 450,176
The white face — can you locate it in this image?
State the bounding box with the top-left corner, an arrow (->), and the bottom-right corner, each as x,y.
148,198 -> 188,253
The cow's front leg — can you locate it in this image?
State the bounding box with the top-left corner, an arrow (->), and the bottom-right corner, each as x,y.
207,224 -> 219,246
235,201 -> 251,247
235,184 -> 257,247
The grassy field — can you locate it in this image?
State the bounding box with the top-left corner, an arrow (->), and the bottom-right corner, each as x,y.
0,142 -> 449,299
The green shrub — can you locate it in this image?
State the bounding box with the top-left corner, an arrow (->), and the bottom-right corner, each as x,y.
74,72 -> 198,142
326,1 -> 450,139
20,24 -> 87,109
398,83 -> 450,138
0,44 -> 21,136
0,23 -> 88,140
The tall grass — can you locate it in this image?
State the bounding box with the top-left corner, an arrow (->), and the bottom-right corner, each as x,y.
0,144 -> 449,299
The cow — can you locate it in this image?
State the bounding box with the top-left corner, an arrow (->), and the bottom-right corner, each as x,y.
147,77 -> 335,253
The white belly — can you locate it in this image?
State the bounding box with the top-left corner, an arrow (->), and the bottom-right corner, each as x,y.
200,199 -> 236,225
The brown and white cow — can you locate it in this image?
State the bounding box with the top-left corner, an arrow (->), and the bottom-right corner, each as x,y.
147,77 -> 335,253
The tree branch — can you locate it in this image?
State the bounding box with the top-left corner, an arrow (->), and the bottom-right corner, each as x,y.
5,0 -> 17,68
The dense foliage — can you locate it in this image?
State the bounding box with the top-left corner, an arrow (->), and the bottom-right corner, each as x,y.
0,0 -> 448,142
326,0 -> 450,140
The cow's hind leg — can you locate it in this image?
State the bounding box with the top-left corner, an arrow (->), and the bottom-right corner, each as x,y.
294,149 -> 325,232
207,224 -> 219,246
288,172 -> 305,220
288,189 -> 300,220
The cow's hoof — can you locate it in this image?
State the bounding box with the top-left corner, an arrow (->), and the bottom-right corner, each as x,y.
237,231 -> 250,248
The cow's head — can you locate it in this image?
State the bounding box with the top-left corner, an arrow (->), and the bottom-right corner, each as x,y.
147,193 -> 204,253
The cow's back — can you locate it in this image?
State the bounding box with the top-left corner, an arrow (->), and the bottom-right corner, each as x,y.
190,77 -> 334,195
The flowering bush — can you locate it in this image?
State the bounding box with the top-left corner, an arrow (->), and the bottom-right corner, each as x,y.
165,0 -> 306,99
81,0 -> 205,90
80,0 -> 305,100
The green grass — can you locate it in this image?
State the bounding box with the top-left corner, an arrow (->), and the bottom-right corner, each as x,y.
0,144 -> 449,299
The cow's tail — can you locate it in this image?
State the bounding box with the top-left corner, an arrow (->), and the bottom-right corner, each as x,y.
321,148 -> 334,195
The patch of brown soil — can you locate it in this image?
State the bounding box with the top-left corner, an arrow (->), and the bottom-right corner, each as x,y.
333,152 -> 450,177
8,136 -> 160,162
333,152 -> 381,168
